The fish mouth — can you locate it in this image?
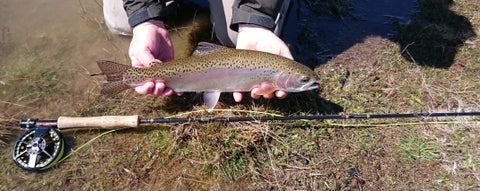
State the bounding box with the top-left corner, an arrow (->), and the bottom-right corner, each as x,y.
301,81 -> 320,91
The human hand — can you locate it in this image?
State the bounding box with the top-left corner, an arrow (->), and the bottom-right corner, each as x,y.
234,24 -> 292,102
129,20 -> 176,96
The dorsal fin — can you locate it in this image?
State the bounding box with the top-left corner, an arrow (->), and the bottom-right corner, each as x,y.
192,42 -> 228,56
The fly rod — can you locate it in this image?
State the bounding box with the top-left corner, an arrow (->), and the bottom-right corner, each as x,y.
11,111 -> 480,172
18,111 -> 480,130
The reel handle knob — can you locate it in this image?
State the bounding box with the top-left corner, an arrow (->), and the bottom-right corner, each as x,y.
19,118 -> 38,129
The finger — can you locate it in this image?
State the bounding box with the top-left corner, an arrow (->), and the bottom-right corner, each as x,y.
279,48 -> 294,60
250,88 -> 261,99
233,92 -> 243,102
252,82 -> 275,95
262,93 -> 274,99
275,91 -> 288,99
162,87 -> 174,96
149,59 -> 162,67
135,82 -> 155,95
152,82 -> 166,96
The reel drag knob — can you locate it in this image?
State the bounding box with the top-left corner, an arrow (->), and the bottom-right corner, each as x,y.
12,126 -> 64,171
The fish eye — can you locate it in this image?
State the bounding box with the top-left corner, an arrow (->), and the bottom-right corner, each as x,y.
299,76 -> 310,83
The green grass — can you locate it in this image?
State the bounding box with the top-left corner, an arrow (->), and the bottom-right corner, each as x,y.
399,132 -> 441,161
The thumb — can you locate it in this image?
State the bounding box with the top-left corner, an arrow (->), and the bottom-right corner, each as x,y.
137,48 -> 157,66
279,47 -> 294,60
130,56 -> 143,68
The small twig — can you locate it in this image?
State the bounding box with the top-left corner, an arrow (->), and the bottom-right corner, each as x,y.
401,42 -> 417,64
279,163 -> 312,170
178,176 -> 212,186
261,124 -> 281,189
0,100 -> 35,109
184,152 -> 220,165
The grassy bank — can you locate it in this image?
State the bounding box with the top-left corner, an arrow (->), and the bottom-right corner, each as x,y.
1,0 -> 479,190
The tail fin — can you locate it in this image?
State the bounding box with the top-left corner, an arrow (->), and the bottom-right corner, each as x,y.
96,60 -> 131,98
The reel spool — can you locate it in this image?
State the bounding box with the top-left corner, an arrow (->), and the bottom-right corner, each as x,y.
12,125 -> 64,171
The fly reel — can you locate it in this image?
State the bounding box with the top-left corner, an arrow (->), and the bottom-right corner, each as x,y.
11,116 -> 139,172
12,121 -> 64,171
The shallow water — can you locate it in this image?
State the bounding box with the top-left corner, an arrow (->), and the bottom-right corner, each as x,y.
1,0 -> 126,118
283,0 -> 417,66
0,0 -> 417,118
0,0 -> 201,118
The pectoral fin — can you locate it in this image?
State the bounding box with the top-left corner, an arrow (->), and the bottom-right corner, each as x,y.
203,91 -> 221,111
251,82 -> 277,95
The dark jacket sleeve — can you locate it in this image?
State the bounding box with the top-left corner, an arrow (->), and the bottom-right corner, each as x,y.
123,0 -> 168,27
230,0 -> 283,31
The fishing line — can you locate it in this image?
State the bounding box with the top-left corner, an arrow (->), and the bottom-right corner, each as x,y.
56,128 -> 128,164
327,120 -> 480,127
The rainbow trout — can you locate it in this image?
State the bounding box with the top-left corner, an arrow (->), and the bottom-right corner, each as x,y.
96,42 -> 319,109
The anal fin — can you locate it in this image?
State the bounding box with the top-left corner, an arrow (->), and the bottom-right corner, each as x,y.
203,91 -> 221,111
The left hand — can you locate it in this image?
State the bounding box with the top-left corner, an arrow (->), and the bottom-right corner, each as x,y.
129,20 -> 176,97
234,24 -> 292,102
129,20 -> 174,67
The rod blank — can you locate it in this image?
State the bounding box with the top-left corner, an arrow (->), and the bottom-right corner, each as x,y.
20,112 -> 480,130
139,112 -> 480,124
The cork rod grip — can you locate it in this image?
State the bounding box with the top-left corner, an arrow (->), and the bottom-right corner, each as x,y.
57,115 -> 139,129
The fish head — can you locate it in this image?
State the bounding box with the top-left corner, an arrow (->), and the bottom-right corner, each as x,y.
275,71 -> 320,92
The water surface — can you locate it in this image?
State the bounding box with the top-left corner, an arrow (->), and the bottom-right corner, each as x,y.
0,0 -> 197,118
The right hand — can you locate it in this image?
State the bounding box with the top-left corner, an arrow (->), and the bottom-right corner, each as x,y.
129,20 -> 176,96
233,24 -> 292,102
